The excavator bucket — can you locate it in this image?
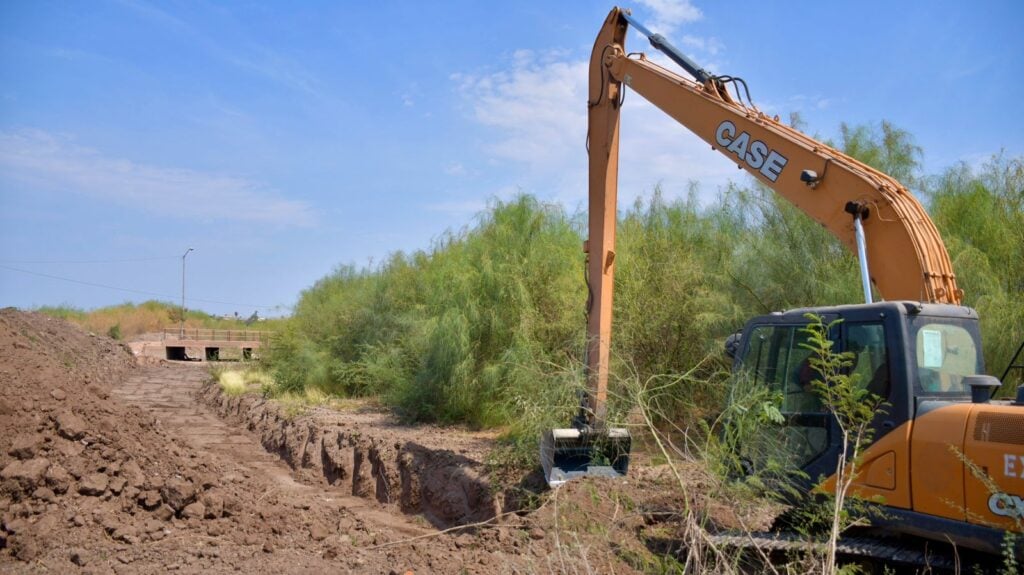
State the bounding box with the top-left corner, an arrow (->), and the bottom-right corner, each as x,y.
540,427 -> 631,487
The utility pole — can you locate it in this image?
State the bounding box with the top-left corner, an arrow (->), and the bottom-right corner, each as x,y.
180,247 -> 193,338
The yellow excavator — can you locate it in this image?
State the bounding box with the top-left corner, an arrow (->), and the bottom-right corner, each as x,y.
541,6 -> 1023,562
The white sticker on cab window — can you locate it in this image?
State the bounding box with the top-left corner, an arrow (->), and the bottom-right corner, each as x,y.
922,329 -> 943,368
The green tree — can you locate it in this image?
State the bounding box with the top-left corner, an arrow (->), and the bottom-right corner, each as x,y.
928,154 -> 1024,387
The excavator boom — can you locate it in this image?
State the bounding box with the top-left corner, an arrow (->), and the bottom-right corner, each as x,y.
584,7 -> 962,424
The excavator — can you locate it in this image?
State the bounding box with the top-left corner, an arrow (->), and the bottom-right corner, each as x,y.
540,6 -> 1023,563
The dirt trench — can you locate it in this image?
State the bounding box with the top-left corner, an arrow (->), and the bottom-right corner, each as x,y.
119,364 -> 509,529
197,385 -> 507,529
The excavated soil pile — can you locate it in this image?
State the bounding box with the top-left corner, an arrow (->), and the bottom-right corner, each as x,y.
0,309 -> 143,563
0,310 -> 373,573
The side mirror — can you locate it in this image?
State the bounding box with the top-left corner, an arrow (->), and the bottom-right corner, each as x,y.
724,331 -> 742,360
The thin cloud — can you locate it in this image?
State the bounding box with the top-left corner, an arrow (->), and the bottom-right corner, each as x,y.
679,34 -> 722,57
114,0 -> 194,35
635,0 -> 702,35
453,57 -> 587,170
399,82 -> 423,108
223,48 -> 326,99
0,129 -> 316,227
116,0 -> 326,100
758,94 -> 837,119
453,48 -> 736,206
444,162 -> 467,176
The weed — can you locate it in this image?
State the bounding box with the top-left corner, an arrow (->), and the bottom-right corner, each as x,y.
212,366 -> 275,397
800,314 -> 885,575
217,370 -> 248,396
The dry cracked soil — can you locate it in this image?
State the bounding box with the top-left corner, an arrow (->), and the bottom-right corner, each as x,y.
0,308 -> 726,574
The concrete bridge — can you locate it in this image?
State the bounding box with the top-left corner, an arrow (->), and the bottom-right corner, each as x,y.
161,328 -> 273,361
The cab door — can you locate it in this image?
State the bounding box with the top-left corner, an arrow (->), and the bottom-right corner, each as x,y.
739,321 -> 840,483
840,319 -> 913,508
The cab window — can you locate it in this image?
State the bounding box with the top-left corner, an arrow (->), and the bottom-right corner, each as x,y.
845,323 -> 890,401
742,324 -> 828,466
910,321 -> 980,394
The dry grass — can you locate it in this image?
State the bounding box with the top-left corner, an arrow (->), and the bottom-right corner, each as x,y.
38,301 -> 284,340
215,367 -> 274,395
217,366 -> 360,418
217,370 -> 250,396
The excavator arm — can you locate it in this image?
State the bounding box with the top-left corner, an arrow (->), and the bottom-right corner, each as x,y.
582,7 -> 961,426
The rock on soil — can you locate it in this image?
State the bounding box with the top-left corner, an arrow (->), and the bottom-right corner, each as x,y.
1,458 -> 50,488
54,411 -> 88,441
76,473 -> 108,496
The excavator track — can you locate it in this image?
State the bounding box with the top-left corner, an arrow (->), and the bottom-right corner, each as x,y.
706,531 -> 964,572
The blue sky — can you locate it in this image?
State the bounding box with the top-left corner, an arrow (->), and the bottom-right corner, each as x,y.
2,0 -> 1022,317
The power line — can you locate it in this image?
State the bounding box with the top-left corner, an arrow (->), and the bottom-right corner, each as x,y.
0,256 -> 180,264
0,264 -> 289,310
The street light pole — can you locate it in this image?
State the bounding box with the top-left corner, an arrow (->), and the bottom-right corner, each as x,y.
180,248 -> 193,338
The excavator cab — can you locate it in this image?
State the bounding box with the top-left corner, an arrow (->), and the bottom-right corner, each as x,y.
728,301 -> 985,486
725,302 -> 1024,557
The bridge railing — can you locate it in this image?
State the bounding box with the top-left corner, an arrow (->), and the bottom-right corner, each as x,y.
161,328 -> 274,344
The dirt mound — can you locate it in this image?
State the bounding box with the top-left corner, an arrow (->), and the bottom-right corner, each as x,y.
0,310 -> 352,572
1,309 -> 138,562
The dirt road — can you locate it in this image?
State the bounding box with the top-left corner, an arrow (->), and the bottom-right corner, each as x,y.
115,365 -> 343,503
112,365 -> 437,543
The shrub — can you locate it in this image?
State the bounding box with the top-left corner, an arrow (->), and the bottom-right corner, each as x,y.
265,124 -> 1024,443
